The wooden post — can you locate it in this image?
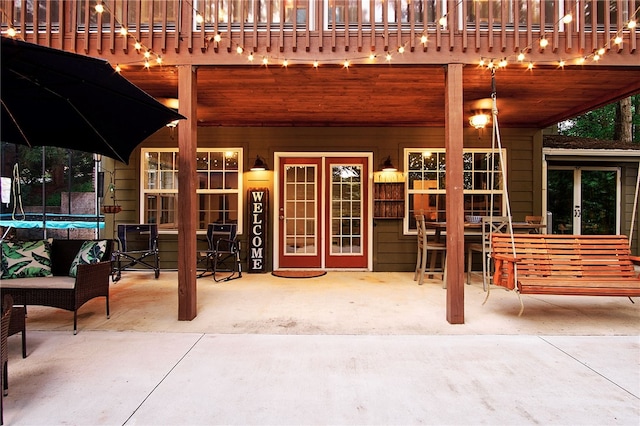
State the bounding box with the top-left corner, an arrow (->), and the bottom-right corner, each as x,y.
177,65 -> 198,320
445,63 -> 465,324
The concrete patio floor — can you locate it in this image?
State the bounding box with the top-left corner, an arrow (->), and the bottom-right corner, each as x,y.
2,271 -> 639,425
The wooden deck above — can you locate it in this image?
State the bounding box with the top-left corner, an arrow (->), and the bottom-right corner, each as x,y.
2,0 -> 639,128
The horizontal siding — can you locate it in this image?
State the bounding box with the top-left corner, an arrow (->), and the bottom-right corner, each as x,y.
103,126 -> 540,271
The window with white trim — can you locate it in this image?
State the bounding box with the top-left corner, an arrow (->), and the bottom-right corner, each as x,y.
405,148 -> 506,233
141,148 -> 243,232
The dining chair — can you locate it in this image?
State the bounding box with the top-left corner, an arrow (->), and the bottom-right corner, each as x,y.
1,294 -> 13,426
466,216 -> 509,291
414,214 -> 447,286
525,215 -> 545,233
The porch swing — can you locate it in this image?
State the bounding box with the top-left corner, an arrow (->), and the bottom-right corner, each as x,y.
484,79 -> 640,312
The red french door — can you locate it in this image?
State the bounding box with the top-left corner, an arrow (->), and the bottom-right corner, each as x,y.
278,156 -> 368,269
278,158 -> 323,268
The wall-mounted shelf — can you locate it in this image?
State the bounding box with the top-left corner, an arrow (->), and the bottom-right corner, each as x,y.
373,182 -> 405,219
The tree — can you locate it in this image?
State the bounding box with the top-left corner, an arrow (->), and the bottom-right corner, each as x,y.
560,94 -> 639,143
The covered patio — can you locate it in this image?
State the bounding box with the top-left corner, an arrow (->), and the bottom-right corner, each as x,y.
3,272 -> 639,424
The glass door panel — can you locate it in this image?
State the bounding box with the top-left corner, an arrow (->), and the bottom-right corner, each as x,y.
548,167 -> 619,235
326,158 -> 368,268
279,158 -> 321,268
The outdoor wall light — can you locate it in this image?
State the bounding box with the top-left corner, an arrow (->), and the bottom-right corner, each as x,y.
251,155 -> 268,171
381,156 -> 397,172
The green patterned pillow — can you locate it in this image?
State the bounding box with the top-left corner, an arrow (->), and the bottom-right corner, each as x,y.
1,239 -> 53,279
69,240 -> 108,278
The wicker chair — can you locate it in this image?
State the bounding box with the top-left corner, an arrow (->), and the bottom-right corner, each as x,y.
1,294 -> 13,426
8,306 -> 26,359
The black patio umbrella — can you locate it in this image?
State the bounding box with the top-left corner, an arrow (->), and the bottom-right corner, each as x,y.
0,37 -> 184,164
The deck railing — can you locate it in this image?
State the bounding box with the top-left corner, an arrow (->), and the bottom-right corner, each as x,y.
1,1 -> 637,64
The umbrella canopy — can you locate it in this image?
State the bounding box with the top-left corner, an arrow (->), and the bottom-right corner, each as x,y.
1,37 -> 184,164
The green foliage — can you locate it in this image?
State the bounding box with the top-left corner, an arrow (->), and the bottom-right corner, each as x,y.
559,94 -> 640,142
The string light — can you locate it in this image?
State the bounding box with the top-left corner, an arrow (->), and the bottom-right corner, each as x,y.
7,0 -> 633,75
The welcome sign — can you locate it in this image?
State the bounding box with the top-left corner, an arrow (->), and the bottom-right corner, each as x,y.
248,188 -> 268,273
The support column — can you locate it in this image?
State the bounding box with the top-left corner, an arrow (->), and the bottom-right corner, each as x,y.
445,63 -> 465,324
177,65 -> 198,320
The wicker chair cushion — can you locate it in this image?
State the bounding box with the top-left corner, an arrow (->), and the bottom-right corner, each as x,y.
68,240 -> 108,278
1,239 -> 53,279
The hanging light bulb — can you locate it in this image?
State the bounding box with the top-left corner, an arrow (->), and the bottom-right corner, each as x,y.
385,53 -> 392,62
527,62 -> 534,70
195,13 -> 204,24
262,56 -> 269,65
562,14 -> 573,24
539,38 -> 549,48
420,34 -> 428,44
438,15 -> 447,27
628,19 -> 637,29
95,2 -> 104,13
144,50 -> 151,59
517,52 -> 525,61
343,59 -> 350,68
213,33 -> 222,42
558,60 -> 565,68
156,56 -> 162,64
236,45 -> 243,54
144,60 -> 150,69
369,53 -> 376,61
614,35 -> 623,45
6,27 -> 16,37
313,60 -> 319,68
397,46 -> 405,54
115,64 -> 121,73
134,41 -> 142,50
119,27 -> 128,36
282,59 -> 289,67
598,47 -> 605,56
248,52 -> 254,62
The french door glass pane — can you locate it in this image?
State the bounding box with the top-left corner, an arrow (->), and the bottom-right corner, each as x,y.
547,169 -> 574,234
284,165 -> 317,254
330,165 -> 363,254
580,170 -> 616,235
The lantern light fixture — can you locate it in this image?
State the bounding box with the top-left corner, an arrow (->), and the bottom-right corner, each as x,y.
381,156 -> 397,172
251,155 -> 268,171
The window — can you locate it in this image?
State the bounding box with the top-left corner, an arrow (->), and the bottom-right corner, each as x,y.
405,148 -> 506,233
141,148 -> 243,233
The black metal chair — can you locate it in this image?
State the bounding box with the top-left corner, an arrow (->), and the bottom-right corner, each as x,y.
112,224 -> 160,281
197,223 -> 242,282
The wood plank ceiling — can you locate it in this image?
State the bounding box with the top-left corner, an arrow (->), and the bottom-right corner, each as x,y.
119,64 -> 640,129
